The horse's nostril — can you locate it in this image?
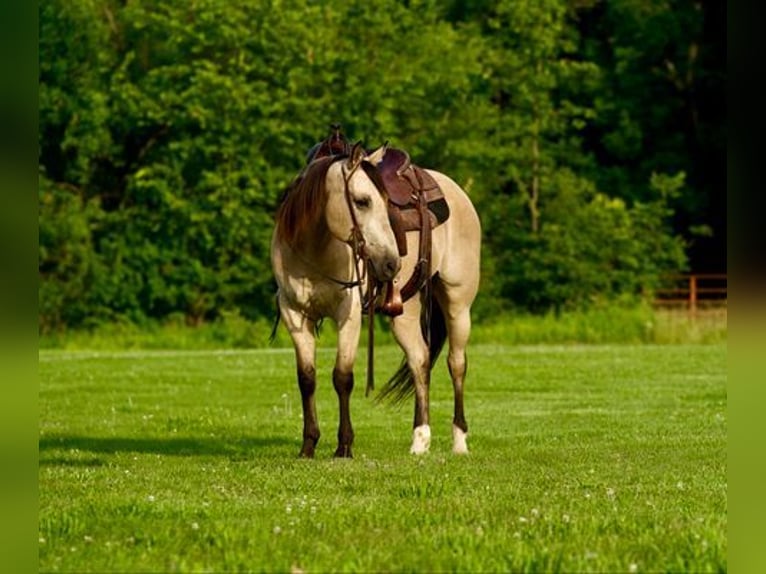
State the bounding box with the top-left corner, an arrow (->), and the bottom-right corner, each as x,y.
385,257 -> 400,276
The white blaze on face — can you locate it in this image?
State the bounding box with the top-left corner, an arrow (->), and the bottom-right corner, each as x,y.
410,424 -> 431,455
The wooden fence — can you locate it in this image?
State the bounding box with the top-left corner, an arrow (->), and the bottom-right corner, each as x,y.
653,274 -> 727,315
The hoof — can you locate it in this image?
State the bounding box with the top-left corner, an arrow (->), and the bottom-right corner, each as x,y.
334,445 -> 353,458
410,424 -> 431,455
299,438 -> 318,458
452,424 -> 469,455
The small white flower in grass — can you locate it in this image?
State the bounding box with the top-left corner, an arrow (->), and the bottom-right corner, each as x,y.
606,488 -> 615,499
83,535 -> 93,543
39,537 -> 45,544
518,516 -> 528,523
584,492 -> 591,500
191,522 -> 199,531
273,526 -> 282,535
513,531 -> 521,539
531,508 -> 539,518
286,505 -> 293,514
676,481 -> 685,490
147,495 -> 156,502
629,563 -> 638,573
562,514 -> 570,523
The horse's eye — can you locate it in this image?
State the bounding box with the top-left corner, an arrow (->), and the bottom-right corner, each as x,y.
354,196 -> 371,209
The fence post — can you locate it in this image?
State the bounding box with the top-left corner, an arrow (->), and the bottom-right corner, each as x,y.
689,275 -> 697,317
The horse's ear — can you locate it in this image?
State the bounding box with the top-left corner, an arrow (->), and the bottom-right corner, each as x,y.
347,140 -> 366,169
366,141 -> 389,165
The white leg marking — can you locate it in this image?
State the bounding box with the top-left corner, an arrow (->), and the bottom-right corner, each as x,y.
410,424 -> 431,455
452,424 -> 469,455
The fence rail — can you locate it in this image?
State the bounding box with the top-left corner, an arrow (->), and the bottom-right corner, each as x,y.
653,274 -> 727,315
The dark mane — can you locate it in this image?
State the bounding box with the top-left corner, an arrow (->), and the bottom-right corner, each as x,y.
275,155 -> 343,247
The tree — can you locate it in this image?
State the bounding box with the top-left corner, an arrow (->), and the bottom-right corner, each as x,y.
39,0 -> 705,330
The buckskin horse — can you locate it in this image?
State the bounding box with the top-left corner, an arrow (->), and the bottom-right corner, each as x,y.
271,127 -> 480,457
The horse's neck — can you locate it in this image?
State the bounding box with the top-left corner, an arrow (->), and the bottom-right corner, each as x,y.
288,235 -> 356,284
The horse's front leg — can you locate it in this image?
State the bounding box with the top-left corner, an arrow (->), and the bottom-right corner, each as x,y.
281,304 -> 320,458
333,300 -> 362,458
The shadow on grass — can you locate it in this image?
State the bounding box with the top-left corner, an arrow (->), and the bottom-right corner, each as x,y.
39,456 -> 106,468
39,434 -> 294,463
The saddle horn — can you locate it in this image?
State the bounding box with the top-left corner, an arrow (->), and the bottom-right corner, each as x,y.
306,123 -> 351,163
328,123 -> 350,156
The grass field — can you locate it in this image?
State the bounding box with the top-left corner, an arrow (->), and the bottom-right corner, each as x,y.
39,343 -> 727,572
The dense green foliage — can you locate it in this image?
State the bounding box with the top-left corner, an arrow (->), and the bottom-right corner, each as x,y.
39,344 -> 726,571
39,0 -> 724,331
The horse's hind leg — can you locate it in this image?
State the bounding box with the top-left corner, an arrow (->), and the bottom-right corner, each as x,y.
280,304 -> 320,458
446,304 -> 471,454
391,300 -> 432,454
433,277 -> 475,455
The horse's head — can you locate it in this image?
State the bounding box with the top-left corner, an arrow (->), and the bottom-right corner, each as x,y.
325,142 -> 401,282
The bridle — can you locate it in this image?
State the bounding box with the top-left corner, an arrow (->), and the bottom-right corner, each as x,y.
340,159 -> 369,298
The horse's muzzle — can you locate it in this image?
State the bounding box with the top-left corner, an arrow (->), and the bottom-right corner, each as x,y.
371,254 -> 401,283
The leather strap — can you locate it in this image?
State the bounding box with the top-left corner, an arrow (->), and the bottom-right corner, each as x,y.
399,174 -> 432,304
366,261 -> 376,397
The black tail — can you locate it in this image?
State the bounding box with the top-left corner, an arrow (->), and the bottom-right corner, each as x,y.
376,282 -> 448,405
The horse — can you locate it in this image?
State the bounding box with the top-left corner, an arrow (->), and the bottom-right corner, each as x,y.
271,140 -> 481,457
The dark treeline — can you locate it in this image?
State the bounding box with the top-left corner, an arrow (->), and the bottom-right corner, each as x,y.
39,0 -> 725,331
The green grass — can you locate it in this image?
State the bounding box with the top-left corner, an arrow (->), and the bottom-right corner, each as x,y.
39,344 -> 727,572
